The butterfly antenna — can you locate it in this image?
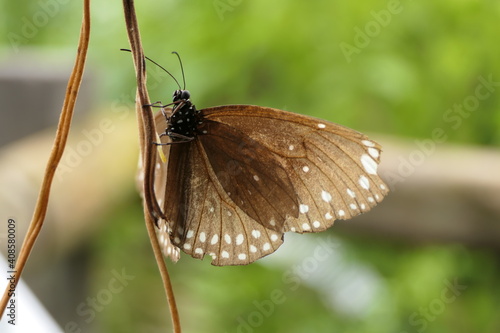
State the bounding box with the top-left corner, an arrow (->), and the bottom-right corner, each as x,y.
120,48 -> 181,90
172,51 -> 186,90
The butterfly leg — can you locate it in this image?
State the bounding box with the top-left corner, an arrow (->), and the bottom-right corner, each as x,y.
152,131 -> 168,146
153,133 -> 194,145
144,101 -> 170,108
160,107 -> 170,121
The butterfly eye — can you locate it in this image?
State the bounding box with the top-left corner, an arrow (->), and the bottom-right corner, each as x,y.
172,90 -> 181,102
180,90 -> 190,100
173,89 -> 190,102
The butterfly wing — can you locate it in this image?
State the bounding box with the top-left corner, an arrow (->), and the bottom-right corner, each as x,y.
201,105 -> 388,234
198,119 -> 299,230
154,104 -> 388,266
157,133 -> 286,266
137,110 -> 181,262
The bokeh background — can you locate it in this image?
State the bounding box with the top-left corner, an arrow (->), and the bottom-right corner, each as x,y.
1,1 -> 499,332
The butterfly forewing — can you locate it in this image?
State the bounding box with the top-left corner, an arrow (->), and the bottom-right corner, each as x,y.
282,130 -> 386,233
201,105 -> 388,234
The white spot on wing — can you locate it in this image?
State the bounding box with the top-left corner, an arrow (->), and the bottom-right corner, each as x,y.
325,212 -> 333,220
318,123 -> 326,128
251,230 -> 261,238
263,243 -> 271,251
313,221 -> 321,228
236,234 -> 244,245
186,230 -> 194,239
347,189 -> 356,198
321,190 -> 332,202
199,232 -> 206,242
221,251 -> 229,258
359,175 -> 370,190
350,203 -> 357,210
361,154 -> 378,175
362,140 -> 375,147
288,145 -> 294,151
195,248 -> 203,254
302,223 -> 311,231
183,243 -> 191,250
253,175 -> 260,181
299,204 -> 309,214
338,210 -> 345,217
271,234 -> 279,242
238,253 -> 247,260
137,172 -> 144,182
368,147 -> 379,159
302,166 -> 310,173
210,234 -> 219,245
224,234 -> 231,244
250,245 -> 257,253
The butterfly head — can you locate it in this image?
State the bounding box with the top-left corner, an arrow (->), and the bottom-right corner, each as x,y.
173,89 -> 191,103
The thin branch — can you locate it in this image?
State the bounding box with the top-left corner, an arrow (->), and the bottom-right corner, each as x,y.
122,0 -> 181,332
0,0 -> 91,317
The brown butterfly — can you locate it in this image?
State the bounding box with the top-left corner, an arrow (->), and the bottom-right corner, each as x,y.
136,53 -> 388,266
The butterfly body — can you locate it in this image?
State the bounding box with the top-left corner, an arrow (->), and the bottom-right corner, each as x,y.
148,91 -> 388,266
161,89 -> 200,142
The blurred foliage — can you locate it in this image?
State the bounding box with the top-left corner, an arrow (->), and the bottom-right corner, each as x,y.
89,195 -> 500,333
2,0 -> 499,145
1,0 -> 500,332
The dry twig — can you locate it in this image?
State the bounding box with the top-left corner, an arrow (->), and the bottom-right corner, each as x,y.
0,0 -> 91,317
122,0 -> 181,331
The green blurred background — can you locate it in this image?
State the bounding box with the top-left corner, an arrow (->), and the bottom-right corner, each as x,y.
1,0 -> 499,332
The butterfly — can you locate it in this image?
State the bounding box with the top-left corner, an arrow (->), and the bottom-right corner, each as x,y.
135,52 -> 389,266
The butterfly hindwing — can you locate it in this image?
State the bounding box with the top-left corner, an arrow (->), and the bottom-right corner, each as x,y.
163,134 -> 285,265
198,119 -> 299,230
136,110 -> 180,262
